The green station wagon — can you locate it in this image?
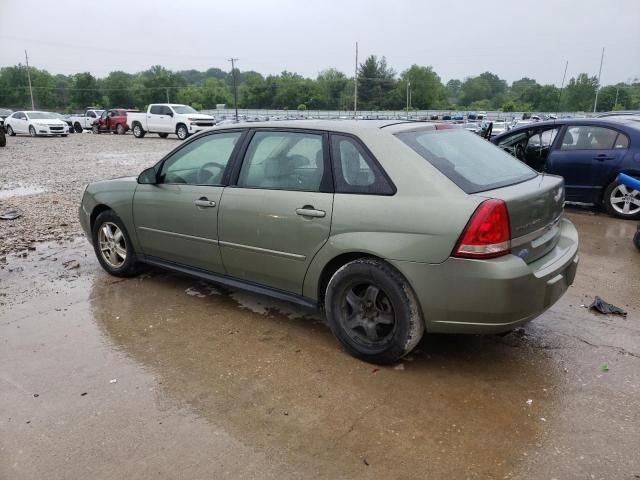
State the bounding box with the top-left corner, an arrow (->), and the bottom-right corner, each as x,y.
80,121 -> 579,364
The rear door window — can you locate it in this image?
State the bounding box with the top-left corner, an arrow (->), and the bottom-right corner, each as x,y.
396,128 -> 536,194
560,126 -> 621,150
149,105 -> 162,115
330,135 -> 394,194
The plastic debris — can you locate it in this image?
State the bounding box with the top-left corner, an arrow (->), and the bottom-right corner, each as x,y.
109,379 -> 117,384
526,399 -> 533,406
0,210 -> 21,220
588,296 -> 627,317
393,364 -> 405,371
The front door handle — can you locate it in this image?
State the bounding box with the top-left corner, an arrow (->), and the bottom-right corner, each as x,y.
194,197 -> 216,208
296,207 -> 326,218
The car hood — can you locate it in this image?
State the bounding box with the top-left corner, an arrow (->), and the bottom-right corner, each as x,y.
32,119 -> 67,126
184,114 -> 215,120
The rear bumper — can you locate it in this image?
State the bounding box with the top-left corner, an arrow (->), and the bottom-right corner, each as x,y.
391,218 -> 579,334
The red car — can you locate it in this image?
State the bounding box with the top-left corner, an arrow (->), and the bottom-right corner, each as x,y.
92,109 -> 138,135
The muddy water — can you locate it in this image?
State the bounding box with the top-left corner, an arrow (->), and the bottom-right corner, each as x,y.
1,211 -> 639,479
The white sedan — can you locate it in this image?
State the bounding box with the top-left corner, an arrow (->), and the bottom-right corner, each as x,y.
5,111 -> 70,137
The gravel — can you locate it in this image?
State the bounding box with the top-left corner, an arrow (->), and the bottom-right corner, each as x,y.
0,132 -> 178,255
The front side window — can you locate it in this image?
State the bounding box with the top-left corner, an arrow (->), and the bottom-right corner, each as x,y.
560,126 -> 622,150
331,135 -> 394,194
238,131 -> 326,191
88,111 -> 96,118
162,106 -> 174,116
159,132 -> 243,185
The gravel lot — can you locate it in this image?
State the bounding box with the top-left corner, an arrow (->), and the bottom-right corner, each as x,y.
0,132 -> 178,255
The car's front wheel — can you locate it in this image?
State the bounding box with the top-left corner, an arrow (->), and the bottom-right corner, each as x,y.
29,125 -> 37,137
325,258 -> 424,364
603,180 -> 640,219
176,124 -> 189,140
6,125 -> 16,136
92,124 -> 100,134
74,122 -> 83,133
116,124 -> 125,135
92,210 -> 139,277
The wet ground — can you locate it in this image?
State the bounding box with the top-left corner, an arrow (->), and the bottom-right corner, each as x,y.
1,135 -> 640,479
0,210 -> 638,479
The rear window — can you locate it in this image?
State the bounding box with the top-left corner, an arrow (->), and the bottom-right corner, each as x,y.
395,129 -> 537,193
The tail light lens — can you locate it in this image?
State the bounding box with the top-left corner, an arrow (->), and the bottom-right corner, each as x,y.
453,199 -> 511,259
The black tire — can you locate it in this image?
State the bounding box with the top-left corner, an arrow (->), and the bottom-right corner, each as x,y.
603,180 -> 640,220
6,125 -> 16,136
176,124 -> 189,140
91,210 -> 139,277
29,125 -> 37,137
325,258 -> 424,364
158,132 -> 169,138
92,124 -> 100,134
61,134 -> 68,138
116,123 -> 125,135
634,229 -> 640,251
74,122 -> 83,133
132,123 -> 146,138
0,128 -> 5,147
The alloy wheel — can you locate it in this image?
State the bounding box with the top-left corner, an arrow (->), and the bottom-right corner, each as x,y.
610,184 -> 640,216
98,222 -> 127,268
340,282 -> 396,346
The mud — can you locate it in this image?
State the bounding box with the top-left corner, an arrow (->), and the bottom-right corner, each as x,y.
1,209 -> 639,480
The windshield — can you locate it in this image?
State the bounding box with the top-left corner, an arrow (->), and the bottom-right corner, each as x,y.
395,128 -> 536,193
27,112 -> 58,120
172,105 -> 198,114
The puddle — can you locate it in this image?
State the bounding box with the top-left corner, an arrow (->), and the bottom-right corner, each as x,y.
0,185 -> 46,199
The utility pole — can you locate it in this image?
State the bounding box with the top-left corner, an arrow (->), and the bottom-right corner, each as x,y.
614,87 -> 619,109
353,42 -> 358,118
228,58 -> 239,122
24,50 -> 35,110
406,80 -> 410,118
593,47 -> 605,113
557,60 -> 568,113
166,88 -> 170,103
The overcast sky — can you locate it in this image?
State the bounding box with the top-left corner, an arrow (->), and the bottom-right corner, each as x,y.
0,0 -> 638,86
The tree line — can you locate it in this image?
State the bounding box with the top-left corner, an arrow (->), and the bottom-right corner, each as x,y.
0,55 -> 638,113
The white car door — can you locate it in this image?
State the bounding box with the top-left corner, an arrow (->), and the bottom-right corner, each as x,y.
13,113 -> 28,133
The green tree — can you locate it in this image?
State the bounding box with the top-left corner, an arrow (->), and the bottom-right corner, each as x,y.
357,55 -> 396,110
563,73 -> 598,111
397,65 -> 445,110
71,72 -> 101,109
316,68 -> 349,110
445,79 -> 462,104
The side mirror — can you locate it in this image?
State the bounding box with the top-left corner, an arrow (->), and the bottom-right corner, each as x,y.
166,111 -> 174,117
138,166 -> 158,184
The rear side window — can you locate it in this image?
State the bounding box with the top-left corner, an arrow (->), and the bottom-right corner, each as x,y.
330,135 -> 394,194
149,105 -> 162,115
560,126 -> 624,150
395,129 -> 536,194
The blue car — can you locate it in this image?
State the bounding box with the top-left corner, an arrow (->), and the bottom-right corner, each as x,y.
492,117 -> 640,219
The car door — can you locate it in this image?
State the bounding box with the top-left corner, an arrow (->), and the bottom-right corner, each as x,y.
12,112 -> 27,133
147,105 -> 165,132
219,129 -> 334,294
547,124 -> 628,202
133,130 -> 246,273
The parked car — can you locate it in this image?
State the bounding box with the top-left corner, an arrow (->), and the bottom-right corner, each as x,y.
4,111 -> 69,137
464,121 -> 481,134
93,108 -> 137,135
68,108 -> 105,133
127,104 -> 215,140
79,120 -> 578,364
0,124 -> 5,147
492,117 -> 640,219
486,121 -> 509,137
0,107 -> 13,130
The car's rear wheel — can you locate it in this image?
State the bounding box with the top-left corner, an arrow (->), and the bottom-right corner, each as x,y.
6,125 -> 15,136
116,123 -> 125,135
0,128 -> 5,147
132,124 -> 145,138
74,122 -> 83,133
92,210 -> 139,277
158,132 -> 169,138
176,124 -> 189,140
325,258 -> 424,364
29,125 -> 37,137
603,180 -> 640,219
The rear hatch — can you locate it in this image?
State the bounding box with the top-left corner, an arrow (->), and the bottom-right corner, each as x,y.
475,174 -> 564,263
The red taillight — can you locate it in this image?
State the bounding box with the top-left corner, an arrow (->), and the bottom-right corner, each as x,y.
453,199 -> 511,259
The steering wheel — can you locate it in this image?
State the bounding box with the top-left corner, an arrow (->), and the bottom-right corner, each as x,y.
197,162 -> 226,184
515,143 -> 526,160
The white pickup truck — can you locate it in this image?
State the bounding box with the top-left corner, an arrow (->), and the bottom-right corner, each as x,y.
68,108 -> 105,133
127,104 -> 216,140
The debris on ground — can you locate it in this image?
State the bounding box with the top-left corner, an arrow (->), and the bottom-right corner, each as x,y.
0,210 -> 22,220
62,259 -> 80,270
109,379 -> 117,384
588,296 -> 627,316
602,364 -> 609,372
393,364 -> 405,371
526,399 -> 533,406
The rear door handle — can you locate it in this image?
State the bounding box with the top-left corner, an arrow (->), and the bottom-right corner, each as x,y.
594,154 -> 615,161
194,197 -> 216,208
296,207 -> 326,218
